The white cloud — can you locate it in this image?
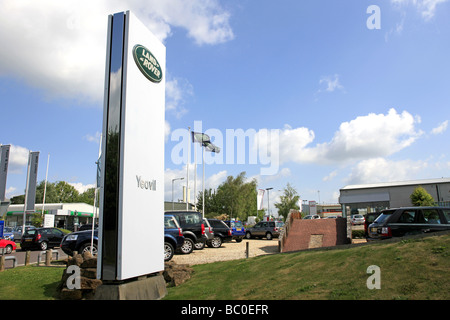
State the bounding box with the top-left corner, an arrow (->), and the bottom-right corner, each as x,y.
385,14 -> 406,41
391,0 -> 448,20
5,186 -> 17,199
164,164 -> 227,203
84,132 -> 101,144
165,76 -> 193,118
7,144 -> 30,174
274,108 -> 422,165
318,74 -> 345,93
69,182 -> 96,194
165,121 -> 171,143
323,170 -> 338,182
250,167 -> 292,185
431,120 -> 448,135
255,124 -> 315,164
345,157 -> 428,185
0,0 -> 233,103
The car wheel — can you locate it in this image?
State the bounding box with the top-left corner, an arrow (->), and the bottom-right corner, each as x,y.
194,240 -> 205,250
5,244 -> 13,254
40,241 -> 48,251
245,232 -> 252,239
180,238 -> 194,254
266,232 -> 273,240
235,238 -> 243,243
79,243 -> 98,256
210,236 -> 222,248
164,242 -> 174,261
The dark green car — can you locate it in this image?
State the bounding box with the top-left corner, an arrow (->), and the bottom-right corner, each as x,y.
368,207 -> 450,240
245,221 -> 284,240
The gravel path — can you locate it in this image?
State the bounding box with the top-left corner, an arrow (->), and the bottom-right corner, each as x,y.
172,239 -> 280,265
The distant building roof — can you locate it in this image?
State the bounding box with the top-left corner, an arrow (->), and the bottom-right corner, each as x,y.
340,178 -> 450,191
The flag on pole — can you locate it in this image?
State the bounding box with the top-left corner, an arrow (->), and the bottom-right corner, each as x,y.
192,131 -> 210,146
192,132 -> 220,153
204,142 -> 220,153
257,189 -> 265,210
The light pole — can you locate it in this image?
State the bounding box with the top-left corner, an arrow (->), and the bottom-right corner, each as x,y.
172,177 -> 184,210
266,187 -> 273,219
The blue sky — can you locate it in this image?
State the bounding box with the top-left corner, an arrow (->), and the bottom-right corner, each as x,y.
1,0 -> 449,216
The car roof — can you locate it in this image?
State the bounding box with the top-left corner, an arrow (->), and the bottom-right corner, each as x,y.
385,206 -> 448,211
165,210 -> 202,214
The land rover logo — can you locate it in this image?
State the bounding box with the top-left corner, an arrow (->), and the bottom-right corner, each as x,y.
132,44 -> 162,83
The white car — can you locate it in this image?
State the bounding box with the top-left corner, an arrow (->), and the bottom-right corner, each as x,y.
304,214 -> 320,219
351,214 -> 365,225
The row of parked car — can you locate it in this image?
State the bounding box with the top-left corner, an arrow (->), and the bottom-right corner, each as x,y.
1,211 -> 283,263
164,211 -> 285,260
164,211 -> 245,261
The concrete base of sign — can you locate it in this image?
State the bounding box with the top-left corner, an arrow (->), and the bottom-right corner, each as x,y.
93,274 -> 167,300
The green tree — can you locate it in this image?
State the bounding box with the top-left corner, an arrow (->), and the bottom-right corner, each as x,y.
78,187 -> 97,206
274,183 -> 300,221
410,186 -> 435,206
9,180 -> 96,205
197,188 -> 222,218
197,172 -> 257,222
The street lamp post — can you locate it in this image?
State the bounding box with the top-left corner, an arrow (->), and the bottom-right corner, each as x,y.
266,187 -> 273,219
172,177 -> 184,210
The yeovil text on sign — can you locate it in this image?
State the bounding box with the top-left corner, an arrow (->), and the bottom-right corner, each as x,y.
136,175 -> 156,191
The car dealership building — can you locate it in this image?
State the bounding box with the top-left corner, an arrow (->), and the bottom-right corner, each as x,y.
339,178 -> 450,217
3,203 -> 96,230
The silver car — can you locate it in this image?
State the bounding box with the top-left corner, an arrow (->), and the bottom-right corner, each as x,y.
351,214 -> 365,225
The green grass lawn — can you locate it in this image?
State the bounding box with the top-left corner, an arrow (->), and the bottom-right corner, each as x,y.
0,266 -> 63,300
166,234 -> 450,300
0,233 -> 449,300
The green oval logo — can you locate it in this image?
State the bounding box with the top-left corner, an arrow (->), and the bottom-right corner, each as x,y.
132,44 -> 163,83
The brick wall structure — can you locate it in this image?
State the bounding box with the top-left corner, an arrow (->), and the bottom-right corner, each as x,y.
281,218 -> 349,253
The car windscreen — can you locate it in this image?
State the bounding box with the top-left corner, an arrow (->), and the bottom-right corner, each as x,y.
366,213 -> 380,223
374,210 -> 395,224
23,229 -> 37,236
164,216 -> 178,228
176,213 -> 202,226
232,221 -> 243,228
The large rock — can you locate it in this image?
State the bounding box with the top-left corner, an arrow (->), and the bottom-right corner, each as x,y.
58,255 -> 193,299
58,253 -> 102,300
163,261 -> 193,287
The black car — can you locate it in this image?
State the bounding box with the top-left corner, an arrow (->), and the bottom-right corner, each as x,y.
164,211 -> 206,254
364,212 -> 381,237
206,219 -> 233,248
60,229 -> 98,256
21,227 -> 66,251
368,206 -> 450,240
164,215 -> 185,261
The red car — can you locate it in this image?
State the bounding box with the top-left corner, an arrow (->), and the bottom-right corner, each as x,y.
0,238 -> 16,254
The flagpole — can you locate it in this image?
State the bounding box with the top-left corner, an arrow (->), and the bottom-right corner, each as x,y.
186,127 -> 190,211
202,144 -> 205,218
22,152 -> 31,233
194,141 -> 197,211
41,153 -> 50,221
91,133 -> 102,255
